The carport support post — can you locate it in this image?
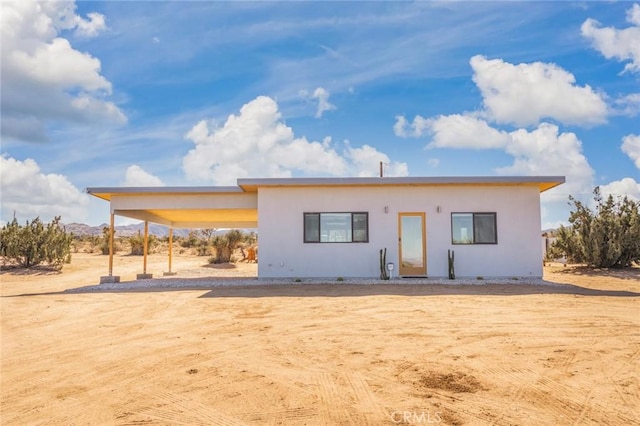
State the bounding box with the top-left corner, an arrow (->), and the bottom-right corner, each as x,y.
168,228 -> 173,273
108,213 -> 114,275
99,213 -> 120,284
137,221 -> 153,279
143,221 -> 149,273
163,228 -> 177,276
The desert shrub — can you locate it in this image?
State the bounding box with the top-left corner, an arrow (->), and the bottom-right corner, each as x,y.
179,231 -> 200,248
210,229 -> 244,264
549,187 -> 640,268
100,226 -> 111,254
71,234 -> 98,253
196,239 -> 212,256
0,216 -> 73,269
190,229 -> 219,256
99,226 -> 123,255
199,228 -> 217,241
128,232 -> 158,255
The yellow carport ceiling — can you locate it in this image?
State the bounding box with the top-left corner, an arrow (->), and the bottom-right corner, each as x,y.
146,208 -> 257,223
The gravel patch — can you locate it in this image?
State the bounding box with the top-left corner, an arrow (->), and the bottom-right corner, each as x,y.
66,276 -> 561,293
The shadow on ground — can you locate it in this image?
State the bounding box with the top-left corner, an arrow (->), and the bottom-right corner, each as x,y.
5,281 -> 640,298
0,266 -> 62,276
196,283 -> 640,298
551,265 -> 639,281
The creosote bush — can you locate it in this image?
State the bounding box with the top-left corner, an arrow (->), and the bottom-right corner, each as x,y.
549,187 -> 640,268
128,232 -> 158,255
0,216 -> 73,269
99,226 -> 123,255
179,231 -> 200,248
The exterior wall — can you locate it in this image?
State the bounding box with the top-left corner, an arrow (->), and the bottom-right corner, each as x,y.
257,185 -> 543,279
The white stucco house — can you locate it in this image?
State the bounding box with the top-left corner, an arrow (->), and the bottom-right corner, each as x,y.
87,176 -> 564,281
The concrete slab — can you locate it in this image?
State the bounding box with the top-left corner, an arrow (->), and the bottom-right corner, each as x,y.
136,273 -> 153,280
163,272 -> 178,276
100,276 -> 120,284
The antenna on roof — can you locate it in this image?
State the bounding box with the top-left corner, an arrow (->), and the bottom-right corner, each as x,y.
379,161 -> 389,178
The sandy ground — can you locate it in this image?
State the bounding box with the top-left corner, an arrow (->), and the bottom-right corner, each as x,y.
1,253 -> 639,425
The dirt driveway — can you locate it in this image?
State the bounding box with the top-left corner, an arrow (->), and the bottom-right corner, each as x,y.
1,254 -> 638,425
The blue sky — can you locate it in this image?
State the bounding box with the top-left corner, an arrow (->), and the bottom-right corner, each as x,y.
1,1 -> 639,228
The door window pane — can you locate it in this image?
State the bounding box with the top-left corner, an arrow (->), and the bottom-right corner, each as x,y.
400,215 -> 424,268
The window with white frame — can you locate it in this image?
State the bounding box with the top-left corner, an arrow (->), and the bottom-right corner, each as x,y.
304,212 -> 369,243
451,212 -> 497,244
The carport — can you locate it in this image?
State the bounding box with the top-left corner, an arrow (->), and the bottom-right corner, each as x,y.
86,186 -> 258,283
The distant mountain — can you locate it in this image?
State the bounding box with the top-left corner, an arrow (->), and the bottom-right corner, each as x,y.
62,222 -> 193,238
63,223 -> 103,236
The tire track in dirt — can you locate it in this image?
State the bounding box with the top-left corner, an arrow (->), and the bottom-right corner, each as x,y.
211,342 -> 322,398
136,391 -> 246,426
530,375 -> 637,425
345,371 -> 389,425
598,349 -> 640,418
612,346 -> 640,377
237,407 -> 316,423
315,372 -> 354,425
572,385 -> 596,426
471,363 -> 533,416
483,365 -> 579,425
193,346 -> 323,423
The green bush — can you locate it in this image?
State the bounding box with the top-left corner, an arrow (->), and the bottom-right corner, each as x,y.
179,231 -> 200,248
0,216 -> 73,269
196,240 -> 211,256
128,232 -> 158,255
99,226 -> 123,255
549,187 -> 640,268
210,229 -> 244,264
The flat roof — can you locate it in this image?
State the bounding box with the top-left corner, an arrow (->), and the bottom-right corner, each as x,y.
86,176 -> 564,228
86,176 -> 565,201
237,176 -> 565,193
86,186 -> 244,201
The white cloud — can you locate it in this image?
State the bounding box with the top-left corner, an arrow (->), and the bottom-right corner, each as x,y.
470,55 -> 608,127
183,96 -> 407,184
123,165 -> 164,187
0,155 -> 89,223
305,87 -> 336,118
1,1 -> 125,142
622,134 -> 640,169
402,113 -> 594,196
427,158 -> 440,168
496,123 -> 594,196
343,142 -> 408,177
393,115 -> 410,137
75,12 -> 107,37
11,37 -> 110,91
612,93 -> 640,117
393,114 -> 431,138
600,177 -> 640,202
581,3 -> 640,74
414,113 -> 510,149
